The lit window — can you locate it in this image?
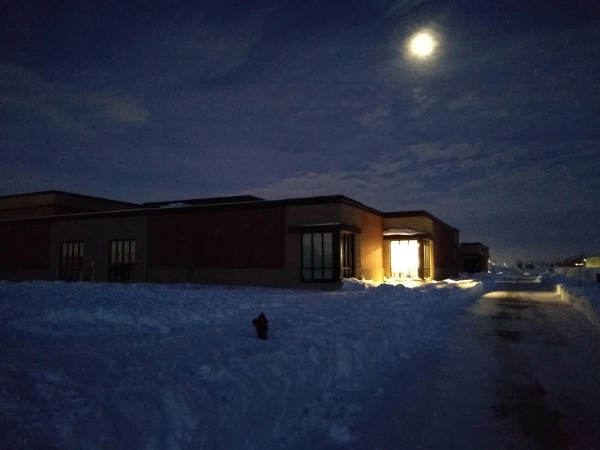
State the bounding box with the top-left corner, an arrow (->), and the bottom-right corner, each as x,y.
390,240 -> 420,279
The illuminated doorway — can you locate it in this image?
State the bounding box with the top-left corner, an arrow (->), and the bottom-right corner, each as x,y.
390,240 -> 420,279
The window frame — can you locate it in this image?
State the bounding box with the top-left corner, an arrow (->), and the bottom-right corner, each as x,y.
340,231 -> 355,279
108,239 -> 136,282
301,232 -> 335,282
422,239 -> 432,279
59,241 -> 84,281
386,236 -> 433,280
299,229 -> 357,283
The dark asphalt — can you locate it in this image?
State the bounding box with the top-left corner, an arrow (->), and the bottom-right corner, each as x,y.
332,279 -> 600,449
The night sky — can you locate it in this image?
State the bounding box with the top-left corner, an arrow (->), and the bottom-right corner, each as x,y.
1,0 -> 599,264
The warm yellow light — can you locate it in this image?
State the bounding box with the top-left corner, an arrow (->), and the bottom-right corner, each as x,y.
409,32 -> 436,57
390,240 -> 420,278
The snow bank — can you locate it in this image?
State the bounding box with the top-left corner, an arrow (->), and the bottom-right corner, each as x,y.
554,266 -> 600,283
546,273 -> 600,330
0,278 -> 494,450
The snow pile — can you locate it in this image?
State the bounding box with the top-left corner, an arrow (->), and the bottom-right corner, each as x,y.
546,273 -> 600,329
0,278 -> 494,450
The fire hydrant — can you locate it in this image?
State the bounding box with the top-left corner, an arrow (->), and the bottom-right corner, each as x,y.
252,313 -> 269,340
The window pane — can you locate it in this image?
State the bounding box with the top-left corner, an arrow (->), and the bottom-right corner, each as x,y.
302,232 -> 336,282
60,242 -> 83,281
130,241 -> 136,263
117,241 -> 123,264
123,240 -> 130,263
348,235 -> 353,266
313,234 -> 322,268
323,233 -> 332,267
302,234 -> 312,268
109,240 -> 136,282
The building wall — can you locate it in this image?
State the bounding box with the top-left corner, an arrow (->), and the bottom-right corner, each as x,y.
0,191 -> 136,220
148,268 -> 288,287
50,216 -> 148,282
359,210 -> 384,281
458,243 -> 490,273
146,207 -> 286,286
586,257 -> 600,268
0,221 -> 52,280
382,216 -> 434,234
0,194 -> 462,288
432,222 -> 459,279
285,203 -> 342,227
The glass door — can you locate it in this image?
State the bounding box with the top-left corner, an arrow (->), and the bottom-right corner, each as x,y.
390,240 -> 420,279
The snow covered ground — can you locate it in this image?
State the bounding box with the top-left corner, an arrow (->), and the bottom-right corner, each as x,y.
546,272 -> 600,329
0,277 -> 496,449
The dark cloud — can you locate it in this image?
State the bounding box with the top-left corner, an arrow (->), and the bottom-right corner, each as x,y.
0,0 -> 599,263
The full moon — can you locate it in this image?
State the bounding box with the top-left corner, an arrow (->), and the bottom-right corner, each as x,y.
409,31 -> 436,58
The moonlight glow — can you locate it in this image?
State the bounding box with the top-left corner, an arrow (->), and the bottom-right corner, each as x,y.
409,31 -> 437,58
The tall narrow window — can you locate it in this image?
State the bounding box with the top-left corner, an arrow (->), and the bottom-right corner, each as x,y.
109,239 -> 136,282
341,232 -> 355,278
302,232 -> 334,281
423,240 -> 431,279
59,241 -> 84,281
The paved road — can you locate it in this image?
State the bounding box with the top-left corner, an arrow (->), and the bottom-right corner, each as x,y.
339,280 -> 600,449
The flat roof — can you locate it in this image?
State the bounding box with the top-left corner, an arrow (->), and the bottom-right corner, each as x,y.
0,192 -> 456,233
143,195 -> 264,208
0,189 -> 139,207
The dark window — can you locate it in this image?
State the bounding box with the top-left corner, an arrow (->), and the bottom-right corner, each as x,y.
109,239 -> 136,281
302,232 -> 334,281
59,241 -> 84,281
464,254 -> 482,273
341,232 -> 355,278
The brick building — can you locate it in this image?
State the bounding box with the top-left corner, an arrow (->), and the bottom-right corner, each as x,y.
0,190 -> 460,289
458,242 -> 490,273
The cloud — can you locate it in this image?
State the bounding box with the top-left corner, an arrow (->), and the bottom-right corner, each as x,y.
354,108 -> 391,127
0,63 -> 149,137
446,90 -> 481,111
239,136 -> 600,261
386,0 -> 432,17
408,86 -> 439,118
241,155 -> 424,206
100,98 -> 149,124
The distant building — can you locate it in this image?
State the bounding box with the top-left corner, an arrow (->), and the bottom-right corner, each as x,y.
560,255 -> 585,267
458,242 -> 490,273
0,190 -> 460,289
585,256 -> 600,268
